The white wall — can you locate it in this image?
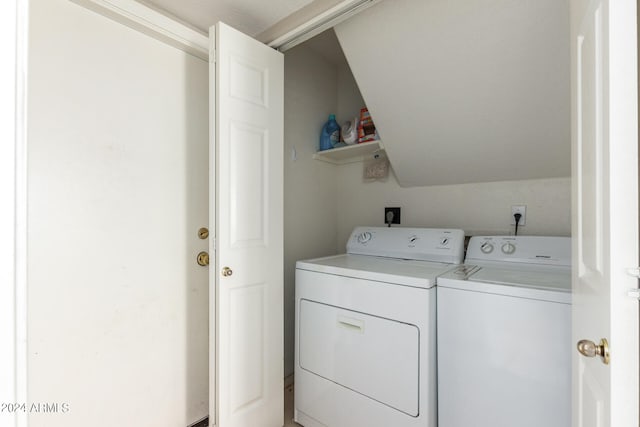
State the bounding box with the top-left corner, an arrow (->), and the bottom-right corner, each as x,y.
283,45 -> 340,378
336,62 -> 365,124
1,1 -> 25,425
27,1 -> 208,426
335,166 -> 571,247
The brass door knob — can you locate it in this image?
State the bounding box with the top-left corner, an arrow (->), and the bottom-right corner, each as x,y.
196,251 -> 209,266
222,267 -> 233,277
577,338 -> 610,364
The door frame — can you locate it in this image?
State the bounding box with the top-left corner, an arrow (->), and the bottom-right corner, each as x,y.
1,0 -> 28,426
68,0 -> 209,59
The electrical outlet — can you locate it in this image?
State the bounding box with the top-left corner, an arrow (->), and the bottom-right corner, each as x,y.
385,207 -> 401,225
511,205 -> 526,226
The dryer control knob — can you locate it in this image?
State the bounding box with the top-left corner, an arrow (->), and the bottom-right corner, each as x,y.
358,232 -> 372,244
480,242 -> 494,254
501,242 -> 516,255
440,237 -> 450,246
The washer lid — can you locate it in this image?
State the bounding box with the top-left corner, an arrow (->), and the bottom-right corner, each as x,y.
296,253 -> 455,289
439,265 -> 571,303
472,267 -> 571,292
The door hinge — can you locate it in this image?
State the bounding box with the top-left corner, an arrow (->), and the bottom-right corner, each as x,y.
209,49 -> 216,64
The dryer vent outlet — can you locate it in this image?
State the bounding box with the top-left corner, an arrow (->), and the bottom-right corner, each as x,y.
385,207 -> 401,225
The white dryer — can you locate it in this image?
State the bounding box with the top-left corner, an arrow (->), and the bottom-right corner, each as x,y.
294,227 -> 465,427
437,236 -> 571,427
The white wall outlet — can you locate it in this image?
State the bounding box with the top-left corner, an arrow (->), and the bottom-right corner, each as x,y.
511,205 -> 526,226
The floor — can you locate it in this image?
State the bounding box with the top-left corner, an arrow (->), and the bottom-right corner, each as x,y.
284,383 -> 302,427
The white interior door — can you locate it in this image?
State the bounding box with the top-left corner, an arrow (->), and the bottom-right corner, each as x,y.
209,22 -> 284,427
571,1 -> 638,426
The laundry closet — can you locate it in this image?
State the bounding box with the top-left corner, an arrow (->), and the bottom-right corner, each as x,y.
281,0 -> 572,384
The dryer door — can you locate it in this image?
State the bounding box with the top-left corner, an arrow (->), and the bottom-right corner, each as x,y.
299,299 -> 420,416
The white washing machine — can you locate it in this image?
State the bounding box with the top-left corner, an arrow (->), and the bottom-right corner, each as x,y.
294,227 -> 465,427
437,236 -> 571,427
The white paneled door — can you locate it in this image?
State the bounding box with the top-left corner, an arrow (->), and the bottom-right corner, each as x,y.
209,22 -> 284,427
571,0 -> 638,426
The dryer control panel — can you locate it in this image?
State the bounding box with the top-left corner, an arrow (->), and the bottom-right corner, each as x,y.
347,227 -> 465,264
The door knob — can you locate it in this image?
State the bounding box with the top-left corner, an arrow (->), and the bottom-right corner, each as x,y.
196,251 -> 209,266
577,338 -> 610,364
222,267 -> 233,277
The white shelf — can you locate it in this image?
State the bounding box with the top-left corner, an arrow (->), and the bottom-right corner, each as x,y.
312,140 -> 385,165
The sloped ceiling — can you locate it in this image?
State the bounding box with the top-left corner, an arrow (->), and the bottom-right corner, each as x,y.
335,0 -> 570,187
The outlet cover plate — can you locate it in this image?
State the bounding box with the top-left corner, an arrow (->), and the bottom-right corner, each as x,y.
385,207 -> 401,225
511,205 -> 526,226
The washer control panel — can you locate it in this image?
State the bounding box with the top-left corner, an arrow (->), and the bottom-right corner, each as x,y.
466,236 -> 571,266
347,227 -> 465,264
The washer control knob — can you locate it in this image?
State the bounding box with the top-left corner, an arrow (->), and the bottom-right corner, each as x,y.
358,232 -> 372,244
440,237 -> 450,246
480,242 -> 494,254
501,242 -> 516,255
